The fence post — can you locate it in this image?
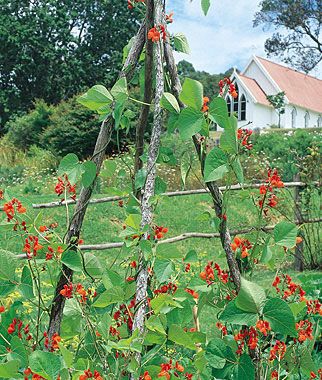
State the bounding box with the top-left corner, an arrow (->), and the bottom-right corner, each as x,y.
294,173 -> 304,271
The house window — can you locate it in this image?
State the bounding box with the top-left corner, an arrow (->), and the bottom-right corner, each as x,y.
317,115 -> 321,128
240,94 -> 246,121
226,97 -> 231,116
291,108 -> 297,128
304,111 -> 310,128
233,83 -> 239,115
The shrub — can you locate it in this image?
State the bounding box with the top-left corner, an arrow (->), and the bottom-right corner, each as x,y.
252,129 -> 322,181
5,100 -> 52,150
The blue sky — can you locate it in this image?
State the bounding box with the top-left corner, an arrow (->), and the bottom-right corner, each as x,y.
166,0 -> 321,78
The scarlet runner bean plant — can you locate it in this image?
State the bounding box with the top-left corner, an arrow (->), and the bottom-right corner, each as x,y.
0,0 -> 321,379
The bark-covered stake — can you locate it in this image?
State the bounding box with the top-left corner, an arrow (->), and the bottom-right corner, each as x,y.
132,0 -> 164,336
47,21 -> 147,338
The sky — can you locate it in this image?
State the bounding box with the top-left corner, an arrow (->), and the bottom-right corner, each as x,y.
166,0 -> 322,78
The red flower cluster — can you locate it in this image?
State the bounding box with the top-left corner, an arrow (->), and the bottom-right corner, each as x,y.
7,319 -> 32,341
23,236 -> 43,258
309,369 -> 322,380
296,319 -> 313,343
43,331 -> 61,351
151,225 -> 168,240
127,0 -> 144,10
166,12 -> 174,23
199,262 -> 229,284
113,299 -> 135,332
272,274 -> 306,301
307,299 -> 322,315
45,246 -> 64,261
258,168 -> 284,213
185,263 -> 191,272
201,96 -> 209,112
0,189 -> 3,199
269,340 -> 286,361
237,128 -> 253,150
79,369 -> 103,380
234,327 -> 258,353
55,174 -> 76,201
23,368 -> 48,380
219,77 -> 238,98
154,282 -> 177,295
216,322 -> 228,336
184,288 -> 199,299
157,360 -> 185,379
255,319 -> 271,336
141,372 -> 152,380
271,370 -> 279,379
231,236 -> 252,258
60,283 -> 73,298
148,25 -> 166,42
3,198 -> 26,221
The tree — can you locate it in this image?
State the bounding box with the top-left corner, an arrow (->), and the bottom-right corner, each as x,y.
266,91 -> 286,128
177,60 -> 234,97
0,0 -> 139,127
254,0 -> 322,73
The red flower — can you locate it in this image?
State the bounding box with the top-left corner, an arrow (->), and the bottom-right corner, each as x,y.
148,27 -> 161,42
256,319 -> 271,336
60,283 -> 73,299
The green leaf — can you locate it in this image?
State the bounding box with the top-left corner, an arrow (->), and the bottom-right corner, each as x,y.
0,250 -> 17,282
135,168 -> 147,190
206,338 -> 236,369
289,301 -> 307,317
274,221 -> 298,248
173,33 -> 190,54
177,107 -> 207,140
0,360 -> 20,378
233,354 -> 255,380
232,158 -> 244,184
125,214 -> 141,230
261,243 -> 273,264
168,324 -> 196,350
84,252 -> 103,277
220,300 -> 257,326
19,265 -> 34,299
263,298 -> 297,336
7,336 -> 28,367
155,176 -> 167,195
81,161 -> 97,188
101,160 -> 117,177
150,293 -> 183,314
29,351 -> 62,380
160,92 -> 180,113
235,278 -> 266,313
180,151 -> 192,188
209,97 -> 230,129
204,147 -> 229,182
201,0 -> 211,15
58,343 -> 74,368
93,287 -> 124,308
77,85 -> 113,111
156,244 -> 182,260
111,77 -> 128,102
58,153 -> 83,185
220,115 -> 238,154
179,78 -> 203,110
145,315 -> 166,335
102,269 -> 124,290
61,250 -> 83,272
154,259 -> 174,283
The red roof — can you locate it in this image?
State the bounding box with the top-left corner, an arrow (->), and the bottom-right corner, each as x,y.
238,74 -> 271,106
256,57 -> 322,113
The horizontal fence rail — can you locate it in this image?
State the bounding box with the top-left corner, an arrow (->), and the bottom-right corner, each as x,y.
30,181 -> 314,209
16,218 -> 321,257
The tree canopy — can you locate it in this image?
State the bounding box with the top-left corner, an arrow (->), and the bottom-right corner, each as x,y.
0,0 -> 139,127
254,0 -> 322,73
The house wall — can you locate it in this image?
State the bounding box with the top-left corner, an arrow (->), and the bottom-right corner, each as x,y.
284,105 -> 321,129
243,61 -> 278,96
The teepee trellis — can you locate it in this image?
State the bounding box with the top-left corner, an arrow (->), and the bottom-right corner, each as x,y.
47,0 -> 242,361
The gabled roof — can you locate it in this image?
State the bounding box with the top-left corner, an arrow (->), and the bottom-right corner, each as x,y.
255,56 -> 322,113
238,74 -> 271,107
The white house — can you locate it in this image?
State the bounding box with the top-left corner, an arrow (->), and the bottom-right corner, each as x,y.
228,55 -> 322,129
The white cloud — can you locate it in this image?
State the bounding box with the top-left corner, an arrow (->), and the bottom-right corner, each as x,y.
166,0 -> 276,73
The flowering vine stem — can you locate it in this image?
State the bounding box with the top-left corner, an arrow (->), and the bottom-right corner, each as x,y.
163,38 -> 241,291
47,21 -> 147,339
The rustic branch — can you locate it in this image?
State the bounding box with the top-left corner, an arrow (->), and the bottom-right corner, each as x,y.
29,182 -> 312,209
132,0 -> 164,341
47,21 -> 147,339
